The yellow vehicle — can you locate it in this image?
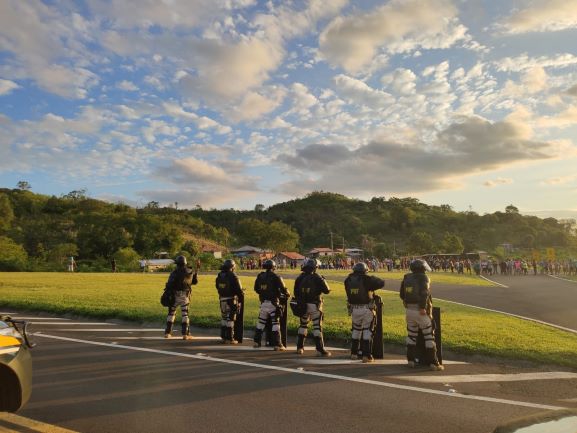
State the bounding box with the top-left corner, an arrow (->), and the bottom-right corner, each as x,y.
0,316 -> 34,412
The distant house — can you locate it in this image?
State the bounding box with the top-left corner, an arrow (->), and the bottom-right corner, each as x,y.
273,252 -> 306,268
345,248 -> 363,258
308,247 -> 336,257
145,258 -> 174,272
231,245 -> 264,257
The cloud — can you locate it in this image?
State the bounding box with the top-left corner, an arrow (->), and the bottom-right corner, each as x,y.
483,178 -> 513,187
494,54 -> 577,73
334,75 -> 394,109
117,80 -> 138,91
0,1 -> 99,98
500,0 -> 577,34
541,175 -> 577,185
153,157 -> 258,189
0,79 -> 20,95
318,0 -> 465,73
566,84 -> 577,96
277,116 -> 567,195
86,0 -> 251,30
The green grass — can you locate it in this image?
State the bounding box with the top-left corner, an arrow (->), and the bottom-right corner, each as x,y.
241,268 -> 494,287
1,272 -> 576,369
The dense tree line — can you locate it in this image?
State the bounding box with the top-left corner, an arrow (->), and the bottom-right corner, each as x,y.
191,192 -> 577,257
0,188 -> 575,271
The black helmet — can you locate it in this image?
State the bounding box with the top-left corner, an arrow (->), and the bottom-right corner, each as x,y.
410,259 -> 431,273
222,259 -> 236,271
353,262 -> 368,273
263,259 -> 276,270
175,255 -> 187,266
303,258 -> 319,270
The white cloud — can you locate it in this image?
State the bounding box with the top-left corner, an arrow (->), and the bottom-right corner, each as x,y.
0,79 -> 19,95
117,80 -> 138,91
483,178 -> 513,187
495,54 -> 577,73
541,175 -> 577,185
318,0 -> 465,73
334,75 -> 394,109
500,0 -> 577,34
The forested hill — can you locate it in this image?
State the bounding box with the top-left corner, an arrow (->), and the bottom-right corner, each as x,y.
0,188 -> 575,272
190,192 -> 576,257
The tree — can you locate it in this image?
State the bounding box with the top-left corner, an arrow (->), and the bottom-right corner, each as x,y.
113,247 -> 140,271
254,204 -> 265,212
442,232 -> 464,253
62,189 -> 87,200
505,204 -> 519,214
0,236 -> 28,270
408,232 -> 434,255
263,221 -> 299,252
17,181 -> 31,191
0,193 -> 14,231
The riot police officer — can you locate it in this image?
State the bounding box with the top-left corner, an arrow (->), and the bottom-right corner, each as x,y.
399,259 -> 444,371
215,259 -> 244,344
164,255 -> 198,340
253,260 -> 290,351
293,258 -> 331,356
344,262 -> 385,363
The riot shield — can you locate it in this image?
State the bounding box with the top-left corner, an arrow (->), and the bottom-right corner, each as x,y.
279,297 -> 288,347
371,295 -> 384,359
234,292 -> 244,343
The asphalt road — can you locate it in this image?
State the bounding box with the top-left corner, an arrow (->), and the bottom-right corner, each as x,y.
5,312 -> 577,433
424,274 -> 577,332
271,271 -> 577,332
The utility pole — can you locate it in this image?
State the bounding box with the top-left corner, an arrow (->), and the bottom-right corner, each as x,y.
342,236 -> 345,253
329,231 -> 334,251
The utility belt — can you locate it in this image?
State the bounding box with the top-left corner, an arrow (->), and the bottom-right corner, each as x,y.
350,304 -> 371,309
405,303 -> 421,310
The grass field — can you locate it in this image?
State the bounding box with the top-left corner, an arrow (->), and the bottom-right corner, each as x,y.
1,272 -> 576,369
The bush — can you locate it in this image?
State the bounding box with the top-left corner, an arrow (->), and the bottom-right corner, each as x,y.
0,236 -> 28,271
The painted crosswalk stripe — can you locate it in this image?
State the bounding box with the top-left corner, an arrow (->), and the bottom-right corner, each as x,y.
395,372 -> 577,383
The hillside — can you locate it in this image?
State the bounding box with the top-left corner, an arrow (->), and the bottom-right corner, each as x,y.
0,188 -> 575,271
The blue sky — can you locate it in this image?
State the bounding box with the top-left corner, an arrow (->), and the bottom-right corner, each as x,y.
1,0 -> 577,219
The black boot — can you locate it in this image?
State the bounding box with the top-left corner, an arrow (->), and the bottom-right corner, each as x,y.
253,329 -> 263,348
314,336 -> 331,357
350,339 -> 360,360
182,323 -> 192,340
220,326 -> 227,343
296,334 -> 305,354
164,321 -> 173,338
226,327 -> 238,345
361,339 -> 374,363
426,347 -> 444,371
273,331 -> 286,351
406,345 -> 416,368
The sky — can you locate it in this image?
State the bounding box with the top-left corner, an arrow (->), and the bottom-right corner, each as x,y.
1,0 -> 577,219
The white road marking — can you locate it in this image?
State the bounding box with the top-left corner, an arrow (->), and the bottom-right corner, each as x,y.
0,316 -> 70,321
299,358 -> 467,366
548,274 -> 577,284
27,322 -> 115,325
35,333 -> 566,411
396,372 -> 577,383
39,328 -> 164,332
478,275 -> 509,288
559,397 -> 577,403
111,336 -> 221,340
